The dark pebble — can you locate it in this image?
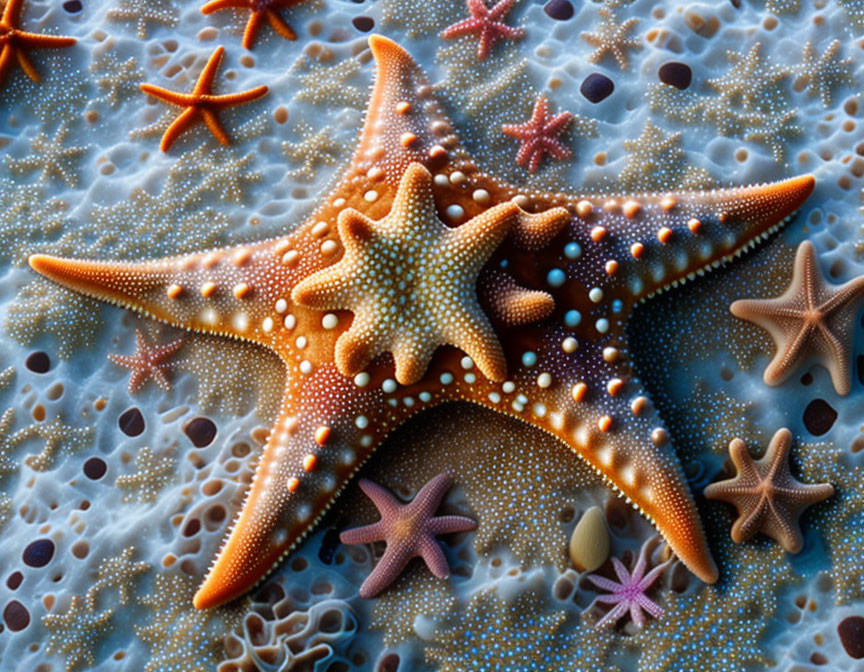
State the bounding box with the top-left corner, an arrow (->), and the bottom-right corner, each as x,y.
803,399 -> 837,436
23,539 -> 55,568
3,601 -> 29,632
352,16 -> 374,32
839,616 -> 864,658
377,652 -> 401,672
183,519 -> 201,537
25,352 -> 50,374
580,73 -> 614,103
658,61 -> 692,90
184,417 -> 217,447
62,0 -> 82,12
83,457 -> 107,480
544,0 -> 574,20
6,572 -> 23,590
119,407 -> 145,437
800,372 -> 813,386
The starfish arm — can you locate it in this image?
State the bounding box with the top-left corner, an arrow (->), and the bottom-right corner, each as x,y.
593,600 -> 629,628
586,574 -> 624,593
14,47 -> 39,82
427,514 -> 477,535
195,46 -> 226,94
2,0 -> 23,24
208,86 -> 270,108
201,0 -> 251,12
339,520 -> 385,545
0,44 -> 14,85
160,106 -> 200,152
634,593 -> 664,619
729,496 -> 770,543
358,544 -> 411,598
417,534 -> 451,579
593,175 -> 815,308
200,108 -> 231,146
14,32 -> 77,49
358,477 -> 403,516
439,18 -> 482,40
28,236 -> 312,350
264,8 -> 297,41
242,11 -> 264,49
479,270 -> 554,325
611,555 -> 632,584
629,602 -> 646,629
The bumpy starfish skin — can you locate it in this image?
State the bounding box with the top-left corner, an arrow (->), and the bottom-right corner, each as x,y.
139,46 -> 268,152
705,428 -> 834,553
200,0 -> 306,50
108,329 -> 183,394
731,240 -> 864,395
440,0 -> 525,60
0,0 -> 75,86
502,96 -> 573,173
29,35 -> 816,609
340,473 -> 477,598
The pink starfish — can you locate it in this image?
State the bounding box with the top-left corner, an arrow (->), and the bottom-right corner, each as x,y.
501,97 -> 573,173
585,540 -> 672,629
440,0 -> 526,60
339,473 -> 477,598
107,330 -> 183,394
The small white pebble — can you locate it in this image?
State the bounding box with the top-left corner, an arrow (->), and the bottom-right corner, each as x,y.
322,313 -> 338,330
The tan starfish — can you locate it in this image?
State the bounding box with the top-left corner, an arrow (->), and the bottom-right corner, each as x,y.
139,46 -> 268,152
705,428 -> 834,553
0,0 -> 76,86
108,329 -> 183,394
200,0 -> 306,50
731,240 -> 864,396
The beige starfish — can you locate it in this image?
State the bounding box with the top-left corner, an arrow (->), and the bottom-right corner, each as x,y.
731,241 -> 864,395
705,428 -> 834,553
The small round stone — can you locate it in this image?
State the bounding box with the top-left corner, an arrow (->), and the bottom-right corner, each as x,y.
3,600 -> 29,632
838,616 -> 864,658
184,417 -> 217,447
23,539 -> 54,568
62,0 -> 82,12
118,408 -> 145,437
352,16 -> 374,32
25,351 -> 50,373
803,399 -> 837,436
564,310 -> 581,327
83,457 -> 107,480
658,61 -> 692,90
521,351 -> 537,367
544,0 -> 574,20
564,242 -> 581,259
580,73 -> 614,103
6,572 -> 23,590
569,506 -> 610,572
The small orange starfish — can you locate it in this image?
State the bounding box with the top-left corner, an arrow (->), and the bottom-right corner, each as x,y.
0,0 -> 76,86
139,46 -> 268,152
200,0 -> 306,50
108,330 -> 184,394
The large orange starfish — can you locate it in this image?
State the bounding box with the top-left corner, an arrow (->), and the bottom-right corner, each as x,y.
731,240 -> 864,396
200,0 -> 306,50
29,35 -> 815,609
0,0 -> 75,86
139,46 -> 268,152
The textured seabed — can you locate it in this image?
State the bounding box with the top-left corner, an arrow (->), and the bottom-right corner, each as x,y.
2,0 -> 864,670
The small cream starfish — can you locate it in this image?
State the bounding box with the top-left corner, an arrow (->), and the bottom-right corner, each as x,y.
705,428 -> 834,553
731,241 -> 864,395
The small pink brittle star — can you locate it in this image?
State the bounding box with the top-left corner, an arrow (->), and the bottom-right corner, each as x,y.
585,540 -> 672,629
340,473 -> 476,598
108,330 -> 183,394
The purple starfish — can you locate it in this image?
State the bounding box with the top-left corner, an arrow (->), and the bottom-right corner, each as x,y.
584,540 -> 672,629
339,473 -> 477,598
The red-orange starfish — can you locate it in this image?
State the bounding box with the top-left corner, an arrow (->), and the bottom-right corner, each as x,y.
108,330 -> 184,394
502,97 -> 573,173
201,0 -> 306,50
0,0 -> 75,86
139,46 -> 268,152
440,0 -> 525,60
